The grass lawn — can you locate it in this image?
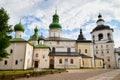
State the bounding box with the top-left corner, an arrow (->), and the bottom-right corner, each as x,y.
0,69 -> 66,80
0,70 -> 33,80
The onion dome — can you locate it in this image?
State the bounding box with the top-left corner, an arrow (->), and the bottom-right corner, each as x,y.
49,10 -> 62,29
34,26 -> 38,33
14,21 -> 25,32
29,27 -> 38,41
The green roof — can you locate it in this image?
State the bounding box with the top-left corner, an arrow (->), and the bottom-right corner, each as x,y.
49,12 -> 62,29
14,22 -> 25,32
10,38 -> 27,42
49,22 -> 62,29
29,27 -> 38,41
35,43 -> 49,48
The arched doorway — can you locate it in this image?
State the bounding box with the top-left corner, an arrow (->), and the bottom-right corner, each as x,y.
50,59 -> 54,69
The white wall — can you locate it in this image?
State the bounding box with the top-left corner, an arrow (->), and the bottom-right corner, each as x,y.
45,41 -> 76,52
24,43 -> 33,69
15,31 -> 23,38
34,48 -> 49,69
0,42 -> 34,70
0,43 -> 25,70
54,56 -> 80,68
49,29 -> 61,37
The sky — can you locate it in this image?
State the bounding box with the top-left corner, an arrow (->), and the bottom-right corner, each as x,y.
0,0 -> 120,48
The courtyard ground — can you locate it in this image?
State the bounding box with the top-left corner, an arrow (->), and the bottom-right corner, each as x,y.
16,69 -> 120,80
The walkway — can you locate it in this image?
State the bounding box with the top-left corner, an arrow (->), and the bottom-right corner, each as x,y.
16,69 -> 120,80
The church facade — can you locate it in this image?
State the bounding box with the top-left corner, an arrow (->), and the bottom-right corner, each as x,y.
0,11 -> 116,70
91,14 -> 116,68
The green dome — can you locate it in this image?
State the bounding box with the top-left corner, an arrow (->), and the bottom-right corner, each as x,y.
49,11 -> 62,29
14,22 -> 25,32
49,22 -> 62,29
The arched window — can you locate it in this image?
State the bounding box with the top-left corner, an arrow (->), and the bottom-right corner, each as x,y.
4,60 -> 7,65
59,59 -> 62,64
52,47 -> 55,53
15,60 -> 18,65
107,33 -> 111,40
108,58 -> 110,61
70,59 -> 74,64
85,49 -> 87,53
98,33 -> 103,41
108,65 -> 111,68
10,49 -> 13,54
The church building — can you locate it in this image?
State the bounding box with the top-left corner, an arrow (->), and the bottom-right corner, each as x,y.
1,11 -> 116,70
91,14 -> 116,68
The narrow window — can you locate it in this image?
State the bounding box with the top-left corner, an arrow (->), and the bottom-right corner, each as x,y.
70,59 -> 74,64
101,45 -> 103,48
83,60 -> 84,65
108,58 -> 110,61
108,65 -> 111,68
102,51 -> 103,54
43,55 -> 45,59
107,51 -> 109,54
52,47 -> 55,53
85,49 -> 87,53
79,49 -> 81,54
15,60 -> 18,65
96,46 -> 98,48
67,48 -> 71,53
57,41 -> 59,45
4,60 -> 7,65
96,51 -> 98,54
36,53 -> 38,57
106,45 -> 108,48
107,33 -> 111,40
59,59 -> 62,64
10,49 -> 13,54
100,61 -> 102,66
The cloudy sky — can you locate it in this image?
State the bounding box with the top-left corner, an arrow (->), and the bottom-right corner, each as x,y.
0,0 -> 120,48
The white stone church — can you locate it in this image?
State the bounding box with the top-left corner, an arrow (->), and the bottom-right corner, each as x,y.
0,11 -> 117,70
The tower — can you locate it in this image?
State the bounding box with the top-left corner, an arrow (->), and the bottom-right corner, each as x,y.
29,27 -> 39,45
91,14 -> 115,68
49,9 -> 62,37
14,20 -> 25,38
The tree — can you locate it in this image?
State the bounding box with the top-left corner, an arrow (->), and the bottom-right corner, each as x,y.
0,7 -> 12,61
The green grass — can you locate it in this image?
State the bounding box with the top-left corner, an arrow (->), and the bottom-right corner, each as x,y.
0,69 -> 66,80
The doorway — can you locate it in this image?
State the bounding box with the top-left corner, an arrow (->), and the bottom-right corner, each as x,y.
50,59 -> 54,69
34,61 -> 39,68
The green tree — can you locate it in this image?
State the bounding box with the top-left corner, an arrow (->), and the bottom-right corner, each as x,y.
0,7 -> 12,61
